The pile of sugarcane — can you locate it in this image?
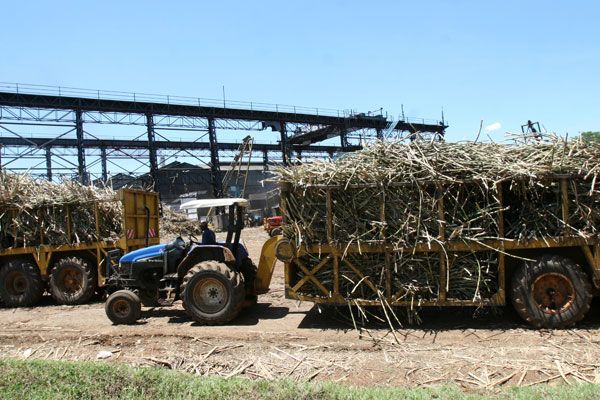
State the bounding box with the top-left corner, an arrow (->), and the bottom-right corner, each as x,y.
160,207 -> 202,239
276,136 -> 600,303
0,172 -> 122,248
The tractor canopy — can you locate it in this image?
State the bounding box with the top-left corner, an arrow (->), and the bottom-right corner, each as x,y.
180,198 -> 249,210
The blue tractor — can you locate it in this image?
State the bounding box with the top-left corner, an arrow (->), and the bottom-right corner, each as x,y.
104,198 -> 276,325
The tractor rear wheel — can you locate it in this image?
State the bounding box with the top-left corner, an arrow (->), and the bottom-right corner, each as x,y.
50,257 -> 96,305
105,290 -> 142,325
0,259 -> 43,307
511,255 -> 592,328
180,261 -> 245,325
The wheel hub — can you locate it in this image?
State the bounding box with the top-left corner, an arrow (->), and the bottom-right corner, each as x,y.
192,277 -> 228,314
532,273 -> 575,315
58,268 -> 83,294
112,299 -> 131,318
5,271 -> 27,296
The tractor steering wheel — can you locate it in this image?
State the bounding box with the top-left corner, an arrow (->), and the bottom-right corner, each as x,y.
166,236 -> 186,251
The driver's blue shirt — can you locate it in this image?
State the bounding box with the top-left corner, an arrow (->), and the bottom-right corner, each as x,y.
201,229 -> 216,245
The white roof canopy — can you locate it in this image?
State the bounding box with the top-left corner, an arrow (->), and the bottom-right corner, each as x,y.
180,198 -> 249,210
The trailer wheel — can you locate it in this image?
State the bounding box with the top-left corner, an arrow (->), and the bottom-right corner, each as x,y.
105,290 -> 141,325
50,257 -> 96,305
180,261 -> 245,325
0,259 -> 43,307
511,255 -> 592,328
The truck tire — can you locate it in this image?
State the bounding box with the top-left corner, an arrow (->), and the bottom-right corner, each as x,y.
511,255 -> 592,328
49,257 -> 96,305
105,290 -> 142,325
180,261 -> 245,325
0,259 -> 43,307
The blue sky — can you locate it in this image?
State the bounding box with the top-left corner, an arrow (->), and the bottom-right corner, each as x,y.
1,0 -> 598,142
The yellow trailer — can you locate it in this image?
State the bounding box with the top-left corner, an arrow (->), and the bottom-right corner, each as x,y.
269,176 -> 600,328
0,189 -> 159,307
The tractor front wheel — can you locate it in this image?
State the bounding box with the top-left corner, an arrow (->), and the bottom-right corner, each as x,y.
180,261 -> 245,325
105,290 -> 142,325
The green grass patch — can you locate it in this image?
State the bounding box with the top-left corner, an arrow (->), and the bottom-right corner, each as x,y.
0,358 -> 598,400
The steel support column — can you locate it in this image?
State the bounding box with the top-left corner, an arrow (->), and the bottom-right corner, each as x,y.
146,113 -> 158,188
376,128 -> 383,140
262,150 -> 269,171
100,146 -> 108,182
340,125 -> 349,150
45,147 -> 52,181
75,109 -> 87,184
280,121 -> 291,166
208,117 -> 223,197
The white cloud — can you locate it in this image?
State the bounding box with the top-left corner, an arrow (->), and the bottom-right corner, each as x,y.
484,122 -> 502,132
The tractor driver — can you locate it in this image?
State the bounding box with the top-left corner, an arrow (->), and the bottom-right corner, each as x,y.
200,220 -> 217,245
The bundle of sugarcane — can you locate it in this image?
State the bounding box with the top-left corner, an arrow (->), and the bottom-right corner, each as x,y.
277,137 -> 600,246
159,207 -> 202,239
0,172 -> 122,248
276,136 -> 600,304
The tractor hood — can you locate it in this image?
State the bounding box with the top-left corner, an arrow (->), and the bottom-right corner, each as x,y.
120,244 -> 166,263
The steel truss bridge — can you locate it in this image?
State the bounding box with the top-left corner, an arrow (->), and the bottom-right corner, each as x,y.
0,83 -> 447,197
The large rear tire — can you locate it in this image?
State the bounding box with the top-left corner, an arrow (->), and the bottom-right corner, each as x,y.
511,255 -> 592,328
105,290 -> 142,325
49,257 -> 97,305
180,261 -> 245,325
0,259 -> 43,307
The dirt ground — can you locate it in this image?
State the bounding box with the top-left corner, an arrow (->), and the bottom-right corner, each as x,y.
1,227 -> 600,389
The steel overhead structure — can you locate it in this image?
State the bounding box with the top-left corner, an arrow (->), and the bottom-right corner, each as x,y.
287,118 -> 447,146
0,137 -> 358,153
0,83 -> 447,197
0,91 -> 385,127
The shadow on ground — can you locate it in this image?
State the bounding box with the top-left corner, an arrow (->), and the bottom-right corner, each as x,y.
0,293 -> 105,310
138,298 -> 600,332
296,299 -> 600,332
4,295 -> 599,332
141,302 -> 291,326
